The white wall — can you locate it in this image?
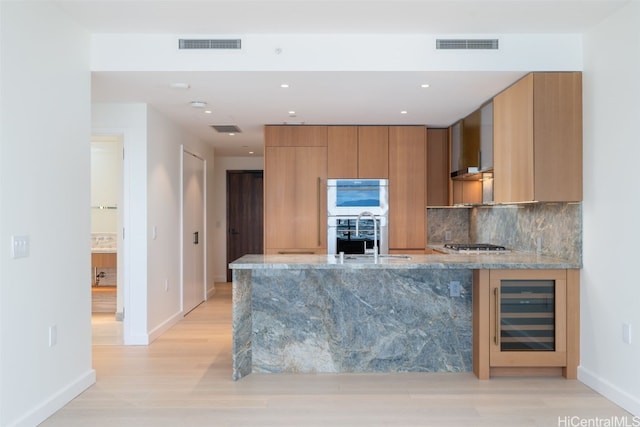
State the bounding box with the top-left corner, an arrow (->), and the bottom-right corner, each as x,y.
92,33 -> 583,72
146,105 -> 215,338
212,156 -> 264,282
92,103 -> 150,345
92,103 -> 215,344
0,3 -> 95,426
580,1 -> 640,416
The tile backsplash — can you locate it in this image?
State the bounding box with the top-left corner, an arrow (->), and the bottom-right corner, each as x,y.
428,202 -> 582,264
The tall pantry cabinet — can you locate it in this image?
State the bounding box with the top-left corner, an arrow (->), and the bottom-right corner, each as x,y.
389,126 -> 427,252
264,126 -> 328,254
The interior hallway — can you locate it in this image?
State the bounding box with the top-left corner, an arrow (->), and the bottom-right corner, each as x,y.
42,283 -> 631,426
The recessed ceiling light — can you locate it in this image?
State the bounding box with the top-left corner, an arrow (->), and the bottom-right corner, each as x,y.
288,111 -> 296,117
249,151 -> 255,154
229,133 -> 236,136
400,110 -> 408,114
280,83 -> 289,88
204,110 -> 212,114
190,101 -> 207,108
170,82 -> 190,89
421,83 -> 430,88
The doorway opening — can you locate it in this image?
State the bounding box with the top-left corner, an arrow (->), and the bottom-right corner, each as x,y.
226,170 -> 264,282
90,134 -> 124,345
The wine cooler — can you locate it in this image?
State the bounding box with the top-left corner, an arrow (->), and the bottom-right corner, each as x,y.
489,270 -> 567,367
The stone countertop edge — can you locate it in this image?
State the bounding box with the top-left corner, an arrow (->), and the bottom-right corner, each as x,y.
229,251 -> 581,270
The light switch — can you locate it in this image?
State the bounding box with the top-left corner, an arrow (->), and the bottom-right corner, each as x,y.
11,235 -> 30,258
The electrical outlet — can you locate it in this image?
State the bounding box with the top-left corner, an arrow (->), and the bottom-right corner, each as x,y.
623,323 -> 632,344
449,281 -> 461,297
164,278 -> 169,292
444,230 -> 452,242
49,325 -> 57,347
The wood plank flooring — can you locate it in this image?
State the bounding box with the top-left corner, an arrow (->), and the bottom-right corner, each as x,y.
91,286 -> 116,313
42,283 -> 631,427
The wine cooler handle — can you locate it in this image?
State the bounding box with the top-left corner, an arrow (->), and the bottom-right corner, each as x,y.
494,287 -> 500,346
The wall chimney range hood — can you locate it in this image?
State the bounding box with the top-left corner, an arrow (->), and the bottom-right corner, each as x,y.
450,101 -> 493,180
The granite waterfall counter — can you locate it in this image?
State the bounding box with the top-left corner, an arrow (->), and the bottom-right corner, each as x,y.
229,253 -> 580,380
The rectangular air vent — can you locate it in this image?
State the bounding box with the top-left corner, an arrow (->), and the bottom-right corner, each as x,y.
179,39 -> 242,50
436,39 -> 499,50
211,125 -> 242,133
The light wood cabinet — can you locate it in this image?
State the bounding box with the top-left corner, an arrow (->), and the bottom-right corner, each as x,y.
473,269 -> 580,380
493,72 -> 582,203
91,252 -> 116,269
388,126 -> 427,251
264,125 -> 327,147
327,126 -> 358,178
357,126 -> 389,179
426,128 -> 449,207
327,126 -> 388,179
264,126 -> 328,254
452,180 -> 482,205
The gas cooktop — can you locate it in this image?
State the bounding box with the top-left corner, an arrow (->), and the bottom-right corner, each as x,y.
444,243 -> 507,252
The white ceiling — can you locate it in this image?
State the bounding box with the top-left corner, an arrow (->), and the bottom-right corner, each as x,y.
59,0 -> 629,156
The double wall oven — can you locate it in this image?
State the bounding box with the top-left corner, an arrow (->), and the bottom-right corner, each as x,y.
327,179 -> 389,255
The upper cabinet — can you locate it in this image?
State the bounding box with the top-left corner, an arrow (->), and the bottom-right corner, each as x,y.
358,126 -> 389,179
426,128 -> 450,207
327,126 -> 388,179
327,126 -> 358,178
479,101 -> 493,172
493,72 -> 582,203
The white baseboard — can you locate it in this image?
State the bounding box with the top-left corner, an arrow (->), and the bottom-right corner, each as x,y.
207,285 -> 216,299
578,366 -> 640,417
147,310 -> 183,343
10,369 -> 96,427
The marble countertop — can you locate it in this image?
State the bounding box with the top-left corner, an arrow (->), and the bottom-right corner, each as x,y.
229,249 -> 581,270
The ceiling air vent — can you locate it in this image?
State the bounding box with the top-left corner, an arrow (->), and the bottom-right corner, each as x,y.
436,39 -> 499,50
178,39 -> 242,50
211,125 -> 242,133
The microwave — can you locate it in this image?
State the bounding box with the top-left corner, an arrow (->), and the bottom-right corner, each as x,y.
327,179 -> 389,217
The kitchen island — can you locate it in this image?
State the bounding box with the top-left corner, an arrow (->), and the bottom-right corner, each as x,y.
229,252 -> 580,380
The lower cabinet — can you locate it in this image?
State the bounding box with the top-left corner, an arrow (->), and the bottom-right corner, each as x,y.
473,269 -> 580,379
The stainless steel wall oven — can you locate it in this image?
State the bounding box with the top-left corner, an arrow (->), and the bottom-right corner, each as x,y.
327,179 -> 388,255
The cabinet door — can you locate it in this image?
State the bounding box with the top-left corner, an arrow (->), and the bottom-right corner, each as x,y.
479,101 -> 493,171
388,126 -> 426,250
532,72 -> 582,202
358,126 -> 389,179
426,128 -> 449,206
264,125 -> 327,147
489,269 -> 567,368
461,109 -> 481,170
327,126 -> 358,178
493,74 -> 535,203
264,146 -> 327,252
452,180 -> 482,205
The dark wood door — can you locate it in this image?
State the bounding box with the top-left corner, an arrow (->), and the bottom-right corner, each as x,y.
226,170 -> 263,282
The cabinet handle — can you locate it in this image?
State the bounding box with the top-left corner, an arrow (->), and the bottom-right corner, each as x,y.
494,287 -> 500,346
317,177 -> 322,246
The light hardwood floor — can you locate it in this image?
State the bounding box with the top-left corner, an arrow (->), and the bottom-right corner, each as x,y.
42,283 -> 632,427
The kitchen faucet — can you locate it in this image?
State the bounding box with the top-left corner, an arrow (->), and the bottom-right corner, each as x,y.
356,211 -> 378,257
